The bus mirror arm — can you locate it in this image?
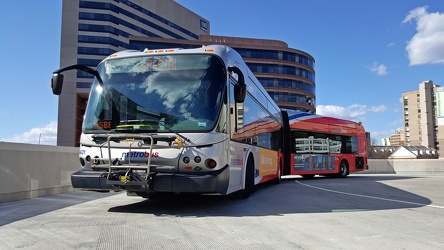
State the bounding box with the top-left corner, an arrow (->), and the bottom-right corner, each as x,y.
51,64 -> 103,95
228,66 -> 246,103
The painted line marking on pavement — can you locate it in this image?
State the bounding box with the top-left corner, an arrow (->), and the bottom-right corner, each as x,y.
296,180 -> 444,209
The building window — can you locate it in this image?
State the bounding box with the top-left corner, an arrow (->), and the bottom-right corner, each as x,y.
79,0 -> 198,39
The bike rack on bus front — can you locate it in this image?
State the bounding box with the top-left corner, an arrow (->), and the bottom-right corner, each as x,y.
101,134 -> 177,186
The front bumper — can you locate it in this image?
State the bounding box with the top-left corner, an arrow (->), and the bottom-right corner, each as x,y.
71,164 -> 230,194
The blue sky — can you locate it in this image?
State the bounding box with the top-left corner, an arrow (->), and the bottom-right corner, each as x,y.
0,0 -> 443,145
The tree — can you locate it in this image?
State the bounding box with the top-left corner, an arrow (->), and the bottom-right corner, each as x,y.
367,137 -> 392,159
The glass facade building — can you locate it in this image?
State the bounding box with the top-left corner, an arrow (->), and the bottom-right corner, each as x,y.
58,0 -> 209,146
58,0 -> 315,147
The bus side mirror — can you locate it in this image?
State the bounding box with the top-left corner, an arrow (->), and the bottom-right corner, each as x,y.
228,66 -> 246,103
51,73 -> 64,95
234,82 -> 246,103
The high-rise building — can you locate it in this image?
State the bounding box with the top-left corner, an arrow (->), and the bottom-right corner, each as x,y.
435,85 -> 444,156
402,80 -> 443,157
58,0 -> 315,147
381,138 -> 391,146
58,0 -> 209,146
389,128 -> 405,147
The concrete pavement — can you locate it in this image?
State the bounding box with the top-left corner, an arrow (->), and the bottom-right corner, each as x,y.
1,174 -> 444,249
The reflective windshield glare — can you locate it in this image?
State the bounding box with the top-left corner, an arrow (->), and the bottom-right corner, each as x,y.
82,54 -> 226,133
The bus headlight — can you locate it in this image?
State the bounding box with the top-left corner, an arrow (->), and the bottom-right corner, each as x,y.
183,156 -> 190,164
194,156 -> 201,163
80,158 -> 85,167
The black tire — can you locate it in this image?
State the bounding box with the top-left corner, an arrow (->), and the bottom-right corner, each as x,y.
337,160 -> 349,178
240,157 -> 255,199
273,165 -> 282,184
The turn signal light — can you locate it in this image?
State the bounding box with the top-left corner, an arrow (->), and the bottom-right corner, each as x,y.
207,159 -> 217,169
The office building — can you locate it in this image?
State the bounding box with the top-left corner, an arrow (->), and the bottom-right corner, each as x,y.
389,128 -> 405,147
402,80 -> 444,157
58,0 -> 315,147
58,0 -> 209,146
381,138 -> 391,146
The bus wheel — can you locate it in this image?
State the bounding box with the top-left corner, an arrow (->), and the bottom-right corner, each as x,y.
337,160 -> 349,178
273,165 -> 282,184
241,157 -> 255,199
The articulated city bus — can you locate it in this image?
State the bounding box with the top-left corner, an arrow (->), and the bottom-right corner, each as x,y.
51,45 -> 283,198
281,110 -> 368,178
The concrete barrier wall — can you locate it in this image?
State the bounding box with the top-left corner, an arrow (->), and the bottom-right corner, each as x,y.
364,159 -> 396,174
0,142 -> 79,202
1,142 -> 444,202
391,159 -> 444,174
364,159 -> 444,175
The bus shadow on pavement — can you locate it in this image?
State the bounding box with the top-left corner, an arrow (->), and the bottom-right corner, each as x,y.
107,175 -> 432,217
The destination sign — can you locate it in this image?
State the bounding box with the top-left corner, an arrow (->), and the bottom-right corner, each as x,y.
143,58 -> 176,71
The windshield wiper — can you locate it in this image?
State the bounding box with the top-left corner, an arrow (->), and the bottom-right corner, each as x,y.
112,127 -> 157,133
114,119 -> 190,142
113,119 -> 158,132
162,123 -> 191,143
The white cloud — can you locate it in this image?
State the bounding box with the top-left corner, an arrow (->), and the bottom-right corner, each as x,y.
369,105 -> 387,113
403,6 -> 444,65
316,104 -> 366,122
386,42 -> 395,48
1,121 -> 57,145
369,63 -> 388,75
347,104 -> 368,119
316,104 -> 387,122
316,105 -> 346,117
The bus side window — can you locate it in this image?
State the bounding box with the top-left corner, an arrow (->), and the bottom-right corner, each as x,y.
229,81 -> 238,136
292,131 -> 309,153
328,136 -> 342,153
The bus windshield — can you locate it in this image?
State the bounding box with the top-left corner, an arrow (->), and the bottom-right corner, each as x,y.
82,54 -> 226,133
